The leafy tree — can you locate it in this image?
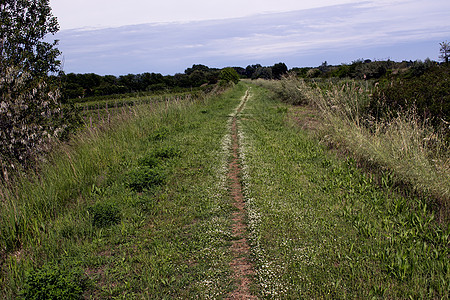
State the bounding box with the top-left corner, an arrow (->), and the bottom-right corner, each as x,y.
245,64 -> 261,78
232,66 -> 246,77
272,62 -> 288,79
184,64 -> 211,75
318,61 -> 330,73
439,41 -> 449,64
252,66 -> 273,80
0,0 -> 67,174
219,67 -> 240,84
0,0 -> 60,76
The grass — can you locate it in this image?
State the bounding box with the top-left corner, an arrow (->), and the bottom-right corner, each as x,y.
238,84 -> 449,298
254,76 -> 450,222
78,90 -> 210,128
0,84 -> 246,298
1,81 -> 448,298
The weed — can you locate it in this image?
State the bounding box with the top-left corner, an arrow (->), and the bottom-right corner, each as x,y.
126,166 -> 165,192
137,155 -> 160,168
21,264 -> 87,300
151,146 -> 180,160
88,203 -> 121,228
132,196 -> 156,214
149,127 -> 170,141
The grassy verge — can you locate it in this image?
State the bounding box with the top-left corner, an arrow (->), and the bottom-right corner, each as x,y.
254,76 -> 449,222
0,84 -> 247,298
240,84 -> 449,298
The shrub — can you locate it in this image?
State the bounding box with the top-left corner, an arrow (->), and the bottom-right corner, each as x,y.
370,66 -> 450,129
253,75 -> 308,105
22,264 -> 86,299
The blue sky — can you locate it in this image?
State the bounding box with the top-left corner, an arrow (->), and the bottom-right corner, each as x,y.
50,0 -> 450,75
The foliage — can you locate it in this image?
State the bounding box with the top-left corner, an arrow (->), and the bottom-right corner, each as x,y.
245,64 -> 262,79
0,85 -> 240,298
126,166 -> 165,192
253,74 -> 308,105
0,0 -> 75,173
252,66 -> 273,80
245,63 -> 289,80
219,67 -> 240,84
61,65 -> 221,101
256,76 -> 449,221
370,65 -> 450,134
0,67 -> 64,171
272,62 -> 288,79
0,0 -> 60,76
291,59 -> 427,80
22,264 -> 86,300
151,146 -> 180,159
239,85 -> 449,298
439,41 -> 450,64
126,146 -> 179,192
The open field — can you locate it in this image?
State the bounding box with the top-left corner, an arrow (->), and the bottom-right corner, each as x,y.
1,82 -> 448,298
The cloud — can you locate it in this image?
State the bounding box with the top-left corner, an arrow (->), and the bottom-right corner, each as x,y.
54,0 -> 450,75
51,0 -> 361,30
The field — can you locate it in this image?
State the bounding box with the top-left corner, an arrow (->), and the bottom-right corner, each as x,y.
0,82 -> 448,298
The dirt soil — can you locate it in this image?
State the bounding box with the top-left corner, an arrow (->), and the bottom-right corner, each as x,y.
227,90 -> 257,299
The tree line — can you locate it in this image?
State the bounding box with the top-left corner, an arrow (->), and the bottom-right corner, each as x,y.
62,58 -> 448,103
59,63 -> 288,102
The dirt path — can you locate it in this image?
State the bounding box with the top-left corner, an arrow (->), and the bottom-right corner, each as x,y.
227,89 -> 256,299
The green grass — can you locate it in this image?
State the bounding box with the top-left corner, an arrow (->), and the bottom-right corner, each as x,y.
1,81 -> 448,298
255,76 -> 449,223
0,84 -> 247,298
77,90 -> 209,129
239,84 -> 449,298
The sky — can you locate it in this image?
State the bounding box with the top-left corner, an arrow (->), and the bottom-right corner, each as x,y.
49,0 -> 450,75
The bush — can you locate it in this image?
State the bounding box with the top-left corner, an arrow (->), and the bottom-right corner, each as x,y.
87,203 -> 121,228
370,65 -> 450,135
22,264 -> 86,299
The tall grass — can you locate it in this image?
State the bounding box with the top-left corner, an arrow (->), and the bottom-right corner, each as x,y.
255,76 -> 450,221
0,86 -> 225,283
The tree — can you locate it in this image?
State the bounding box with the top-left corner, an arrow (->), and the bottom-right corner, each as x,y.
0,0 -> 60,76
184,64 -> 211,75
1,0 -> 67,174
219,67 -> 240,84
439,41 -> 449,64
252,67 -> 273,80
272,62 -> 288,79
318,61 -> 330,73
245,64 -> 261,78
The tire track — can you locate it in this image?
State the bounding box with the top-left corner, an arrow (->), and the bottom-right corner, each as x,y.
227,89 -> 256,299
